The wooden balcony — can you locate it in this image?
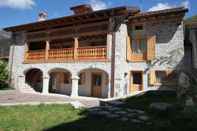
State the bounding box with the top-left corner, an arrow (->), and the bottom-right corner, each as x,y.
24,46 -> 107,63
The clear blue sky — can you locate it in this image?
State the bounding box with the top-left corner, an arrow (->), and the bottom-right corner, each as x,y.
0,0 -> 196,28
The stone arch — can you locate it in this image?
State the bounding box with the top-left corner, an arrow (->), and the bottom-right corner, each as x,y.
24,68 -> 43,92
77,68 -> 109,98
48,68 -> 72,95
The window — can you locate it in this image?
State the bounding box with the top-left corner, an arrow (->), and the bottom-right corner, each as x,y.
132,72 -> 142,84
155,71 -> 168,83
132,38 -> 147,54
135,25 -> 143,31
149,70 -> 177,86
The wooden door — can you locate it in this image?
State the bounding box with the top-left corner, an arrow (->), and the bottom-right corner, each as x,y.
130,71 -> 143,92
91,73 -> 102,97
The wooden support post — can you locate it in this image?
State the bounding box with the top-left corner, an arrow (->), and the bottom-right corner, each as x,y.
45,41 -> 50,60
24,42 -> 29,61
74,37 -> 79,60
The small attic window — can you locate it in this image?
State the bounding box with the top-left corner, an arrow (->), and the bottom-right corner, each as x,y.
135,25 -> 143,31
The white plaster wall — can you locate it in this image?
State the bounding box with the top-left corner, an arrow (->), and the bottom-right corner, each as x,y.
9,45 -> 111,97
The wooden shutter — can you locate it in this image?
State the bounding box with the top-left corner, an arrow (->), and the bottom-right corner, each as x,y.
149,70 -> 156,85
147,35 -> 156,60
127,36 -> 132,61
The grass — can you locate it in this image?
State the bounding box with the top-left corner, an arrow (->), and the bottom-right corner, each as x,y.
0,104 -> 83,131
0,91 -> 197,131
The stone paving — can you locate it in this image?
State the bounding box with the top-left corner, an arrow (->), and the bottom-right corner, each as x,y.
0,90 -> 100,108
88,105 -> 151,124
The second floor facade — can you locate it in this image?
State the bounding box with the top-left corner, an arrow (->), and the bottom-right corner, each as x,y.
4,5 -> 187,66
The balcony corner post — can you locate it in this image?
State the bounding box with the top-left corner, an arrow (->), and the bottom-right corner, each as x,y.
45,40 -> 50,61
74,37 -> 79,60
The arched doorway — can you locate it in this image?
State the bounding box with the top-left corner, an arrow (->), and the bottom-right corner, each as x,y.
25,68 -> 43,92
78,68 -> 109,98
49,68 -> 72,95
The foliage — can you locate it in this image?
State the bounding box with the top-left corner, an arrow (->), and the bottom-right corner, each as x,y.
185,15 -> 197,22
0,60 -> 8,82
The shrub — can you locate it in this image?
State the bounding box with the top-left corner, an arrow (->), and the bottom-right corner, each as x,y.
0,60 -> 8,82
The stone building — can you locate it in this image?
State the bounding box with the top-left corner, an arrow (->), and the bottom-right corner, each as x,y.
0,30 -> 12,60
4,5 -> 188,98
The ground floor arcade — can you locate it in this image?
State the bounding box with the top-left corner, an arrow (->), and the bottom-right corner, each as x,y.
21,67 -> 110,98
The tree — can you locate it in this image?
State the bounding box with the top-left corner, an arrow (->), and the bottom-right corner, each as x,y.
0,60 -> 8,82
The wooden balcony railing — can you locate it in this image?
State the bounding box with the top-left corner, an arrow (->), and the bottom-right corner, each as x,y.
24,46 -> 107,62
48,48 -> 74,60
78,46 -> 107,59
25,50 -> 45,61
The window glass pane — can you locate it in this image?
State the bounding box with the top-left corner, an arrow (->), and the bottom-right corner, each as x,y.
140,39 -> 147,53
132,39 -> 139,54
133,72 -> 142,84
155,71 -> 167,83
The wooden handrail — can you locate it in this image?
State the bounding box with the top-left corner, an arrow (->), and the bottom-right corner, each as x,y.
25,46 -> 107,62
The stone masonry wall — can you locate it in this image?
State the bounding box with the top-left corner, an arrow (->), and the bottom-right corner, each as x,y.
114,20 -> 185,97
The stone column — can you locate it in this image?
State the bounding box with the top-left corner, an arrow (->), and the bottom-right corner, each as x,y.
71,75 -> 79,97
114,77 -> 122,97
42,75 -> 49,94
107,33 -> 112,59
190,30 -> 197,68
18,75 -> 25,92
107,78 -> 111,98
143,72 -> 148,90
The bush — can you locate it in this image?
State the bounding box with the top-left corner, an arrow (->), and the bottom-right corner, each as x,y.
0,60 -> 8,82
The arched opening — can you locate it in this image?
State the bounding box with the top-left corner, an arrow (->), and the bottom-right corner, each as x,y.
78,68 -> 109,98
49,68 -> 72,95
25,68 -> 43,92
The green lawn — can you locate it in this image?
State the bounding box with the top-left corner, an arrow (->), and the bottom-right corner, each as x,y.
0,104 -> 83,131
0,91 -> 197,131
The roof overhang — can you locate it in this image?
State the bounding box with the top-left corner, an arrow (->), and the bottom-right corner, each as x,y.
4,6 -> 140,32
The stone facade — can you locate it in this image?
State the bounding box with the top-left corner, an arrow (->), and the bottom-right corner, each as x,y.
8,17 -> 185,99
0,30 -> 12,59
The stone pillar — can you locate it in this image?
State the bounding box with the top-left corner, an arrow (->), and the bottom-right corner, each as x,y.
190,30 -> 197,69
71,75 -> 79,97
143,72 -> 148,90
42,75 -> 49,94
114,77 -> 122,97
107,78 -> 111,98
18,75 -> 25,92
107,33 -> 112,59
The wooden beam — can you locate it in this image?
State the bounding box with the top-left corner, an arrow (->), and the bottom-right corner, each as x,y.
27,21 -> 108,35
27,30 -> 108,42
74,37 -> 79,59
45,41 -> 50,60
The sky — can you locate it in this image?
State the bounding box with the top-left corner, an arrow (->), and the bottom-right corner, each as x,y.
0,0 -> 196,28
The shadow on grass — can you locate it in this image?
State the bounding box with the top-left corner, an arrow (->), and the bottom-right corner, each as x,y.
44,111 -> 151,131
44,91 -> 197,131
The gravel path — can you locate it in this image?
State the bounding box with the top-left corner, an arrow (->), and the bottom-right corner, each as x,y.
0,90 -> 100,108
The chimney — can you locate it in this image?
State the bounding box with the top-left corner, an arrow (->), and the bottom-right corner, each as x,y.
70,4 -> 93,15
37,11 -> 48,21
